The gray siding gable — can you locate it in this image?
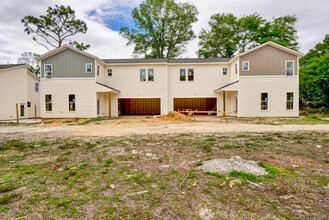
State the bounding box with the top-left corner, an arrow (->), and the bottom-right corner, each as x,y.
41,49 -> 95,78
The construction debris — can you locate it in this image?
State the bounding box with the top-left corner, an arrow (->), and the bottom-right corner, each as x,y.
160,111 -> 194,122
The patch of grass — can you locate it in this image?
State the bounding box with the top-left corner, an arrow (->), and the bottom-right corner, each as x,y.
0,183 -> 17,193
258,162 -> 281,178
196,161 -> 203,166
85,142 -> 96,148
0,193 -> 18,205
43,120 -> 54,124
229,170 -> 260,182
323,159 -> 329,164
78,118 -> 106,125
205,171 -> 225,179
216,144 -> 244,149
62,120 -> 72,124
104,159 -> 113,167
58,141 -> 79,150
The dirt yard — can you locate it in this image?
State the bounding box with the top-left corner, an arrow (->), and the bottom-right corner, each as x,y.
0,116 -> 329,140
0,117 -> 328,219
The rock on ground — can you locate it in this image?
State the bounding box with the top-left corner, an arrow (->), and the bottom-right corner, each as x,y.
199,156 -> 267,176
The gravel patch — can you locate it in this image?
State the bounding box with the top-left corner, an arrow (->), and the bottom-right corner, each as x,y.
199,156 -> 267,176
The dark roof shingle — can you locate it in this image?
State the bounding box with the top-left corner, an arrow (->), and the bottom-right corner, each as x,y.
0,64 -> 26,70
101,57 -> 232,64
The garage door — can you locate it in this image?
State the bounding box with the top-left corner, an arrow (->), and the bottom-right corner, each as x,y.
118,98 -> 161,116
174,98 -> 217,113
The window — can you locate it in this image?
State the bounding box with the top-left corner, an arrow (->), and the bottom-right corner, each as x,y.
45,95 -> 52,112
242,61 -> 249,71
180,69 -> 186,81
44,64 -> 52,78
235,63 -> 237,74
188,69 -> 194,81
261,93 -> 268,110
69,94 -> 76,111
286,92 -> 294,110
85,63 -> 92,73
35,83 -> 39,92
223,67 -> 227,75
140,69 -> 146,81
148,68 -> 154,81
286,61 -> 294,76
97,65 -> 99,75
27,101 -> 31,107
108,69 -> 112,76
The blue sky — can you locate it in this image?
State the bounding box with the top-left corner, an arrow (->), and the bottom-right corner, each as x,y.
0,0 -> 329,63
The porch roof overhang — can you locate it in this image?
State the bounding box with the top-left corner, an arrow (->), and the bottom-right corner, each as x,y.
96,82 -> 121,94
214,80 -> 239,93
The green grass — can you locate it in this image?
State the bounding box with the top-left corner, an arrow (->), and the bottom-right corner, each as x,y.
78,118 -> 107,125
229,170 -> 260,181
215,144 -> 244,149
205,171 -> 225,179
0,193 -> 18,205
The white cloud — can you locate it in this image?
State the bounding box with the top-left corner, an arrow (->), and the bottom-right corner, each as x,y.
0,0 -> 328,63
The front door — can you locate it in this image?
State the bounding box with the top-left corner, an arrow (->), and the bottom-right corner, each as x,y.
97,97 -> 101,117
20,104 -> 26,118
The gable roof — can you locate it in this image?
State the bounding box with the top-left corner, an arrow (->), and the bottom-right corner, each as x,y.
37,45 -> 106,64
214,80 -> 239,92
96,82 -> 121,93
0,64 -> 26,70
235,41 -> 304,59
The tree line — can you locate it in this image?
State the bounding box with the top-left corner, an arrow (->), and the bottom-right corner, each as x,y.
18,1 -> 328,110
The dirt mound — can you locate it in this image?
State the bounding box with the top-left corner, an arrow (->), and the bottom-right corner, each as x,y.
159,111 -> 193,122
199,156 -> 267,176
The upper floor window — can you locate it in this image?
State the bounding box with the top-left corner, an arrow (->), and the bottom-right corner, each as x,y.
223,67 -> 227,75
242,61 -> 249,71
44,64 -> 52,78
45,94 -> 52,112
97,65 -> 100,75
108,69 -> 112,76
180,69 -> 186,81
235,63 -> 238,74
148,68 -> 154,81
35,83 -> 39,92
69,94 -> 76,112
286,92 -> 294,110
261,93 -> 268,111
180,68 -> 194,81
188,69 -> 194,81
286,61 -> 294,76
140,69 -> 146,81
85,63 -> 92,73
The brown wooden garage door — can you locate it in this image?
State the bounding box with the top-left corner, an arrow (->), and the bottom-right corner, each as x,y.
118,98 -> 161,116
174,98 -> 217,112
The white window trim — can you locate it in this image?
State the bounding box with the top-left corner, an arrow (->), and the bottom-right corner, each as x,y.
260,92 -> 269,111
108,68 -> 112,77
85,63 -> 92,74
285,60 -> 294,76
223,67 -> 228,76
68,94 -> 76,112
45,94 -> 52,112
286,92 -> 294,111
44,64 -> 52,79
179,68 -> 194,82
242,61 -> 249,71
139,68 -> 155,82
147,68 -> 155,82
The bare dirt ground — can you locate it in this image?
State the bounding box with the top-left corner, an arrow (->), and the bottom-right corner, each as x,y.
1,116 -> 329,140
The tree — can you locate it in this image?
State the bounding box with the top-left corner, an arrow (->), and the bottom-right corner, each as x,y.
17,52 -> 40,77
21,5 -> 90,51
198,13 -> 299,58
300,34 -> 329,67
300,35 -> 329,109
120,0 -> 199,58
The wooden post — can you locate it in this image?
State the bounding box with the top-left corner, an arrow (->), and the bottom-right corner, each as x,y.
16,103 -> 19,123
108,93 -> 111,119
223,91 -> 226,112
34,104 -> 37,121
